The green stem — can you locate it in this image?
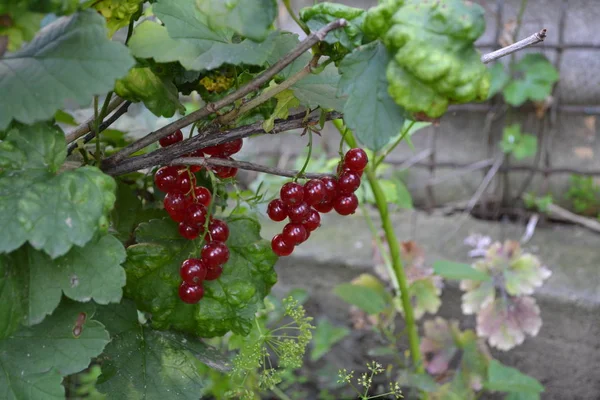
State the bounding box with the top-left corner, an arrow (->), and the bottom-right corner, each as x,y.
271,385 -> 293,400
294,130 -> 312,181
375,121 -> 415,168
332,120 -> 424,375
283,0 -> 310,35
93,96 -> 100,166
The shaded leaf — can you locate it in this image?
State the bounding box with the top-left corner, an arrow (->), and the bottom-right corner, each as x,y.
393,179 -> 413,209
409,279 -> 441,319
485,359 -> 544,394
503,54 -> 559,106
500,124 -> 538,160
488,62 -> 510,99
433,260 -> 491,282
310,319 -> 349,361
334,282 -> 388,315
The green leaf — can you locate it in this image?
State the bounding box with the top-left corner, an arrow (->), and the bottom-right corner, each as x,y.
53,110 -> 78,126
338,41 -> 405,151
0,11 -> 43,52
93,0 -> 143,37
409,279 -> 441,319
114,67 -> 185,118
485,359 -> 544,394
488,62 -> 510,99
0,300 -> 110,400
95,300 -> 229,399
393,179 -> 413,209
333,282 -> 388,315
110,181 -> 163,243
291,63 -> 346,111
503,54 -> 559,106
263,88 -> 300,132
196,0 -> 277,42
500,124 -> 538,160
310,319 -> 350,361
124,215 -> 278,337
0,123 -> 117,257
433,260 -> 491,282
0,10 -> 135,130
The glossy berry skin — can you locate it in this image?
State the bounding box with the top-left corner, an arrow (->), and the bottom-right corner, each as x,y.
206,219 -> 229,242
344,148 -> 368,172
192,186 -> 212,207
271,234 -> 294,256
201,241 -> 230,268
205,265 -> 223,280
337,171 -> 361,194
154,166 -> 180,193
287,201 -> 310,224
320,176 -> 338,203
187,150 -> 204,173
179,282 -> 204,304
221,138 -> 243,156
180,258 -> 207,285
313,200 -> 334,213
304,179 -> 326,206
280,182 -> 304,206
201,144 -> 224,156
185,204 -> 207,226
212,157 -> 238,179
179,222 -> 200,240
174,172 -> 195,194
333,193 -> 359,216
164,192 -> 189,222
267,199 -> 288,222
159,130 -> 183,147
282,223 -> 308,245
303,209 -> 321,231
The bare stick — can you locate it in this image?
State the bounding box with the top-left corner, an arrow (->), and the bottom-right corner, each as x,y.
545,203 -> 600,234
65,96 -> 125,143
171,156 -> 332,180
102,19 -> 348,167
481,29 -> 547,64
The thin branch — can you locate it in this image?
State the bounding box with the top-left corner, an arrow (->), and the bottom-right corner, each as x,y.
65,96 -> 125,143
102,110 -> 342,176
481,29 -> 547,64
545,203 -> 600,234
102,18 -> 348,167
171,156 -> 332,180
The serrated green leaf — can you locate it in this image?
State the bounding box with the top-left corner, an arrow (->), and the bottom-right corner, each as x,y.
503,54 -> 559,106
488,62 -> 510,99
124,215 -> 278,337
500,124 -> 538,160
93,0 -> 143,37
95,300 -> 229,399
0,10 -> 135,130
485,360 -> 544,394
433,260 -> 491,282
262,88 -> 300,132
292,63 -> 346,111
53,109 -> 78,126
196,0 -> 277,42
338,41 -> 405,151
310,319 -> 350,361
333,282 -> 388,315
0,300 -> 110,400
409,279 -> 441,319
115,67 -> 184,118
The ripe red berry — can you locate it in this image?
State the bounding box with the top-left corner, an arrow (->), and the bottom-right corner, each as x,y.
206,219 -> 229,242
205,265 -> 223,280
221,138 -> 243,156
185,203 -> 207,226
337,171 -> 361,194
320,177 -> 338,203
180,258 -> 207,285
271,234 -> 294,256
192,186 -> 212,207
179,222 -> 200,240
313,201 -> 334,213
179,282 -> 204,304
304,179 -> 326,206
344,148 -> 368,172
280,182 -> 304,206
201,143 -> 226,156
159,130 -> 183,147
211,157 -> 238,179
267,199 -> 288,222
282,223 -> 308,245
154,166 -> 180,193
164,192 -> 189,222
333,194 -> 359,215
174,172 -> 195,194
287,201 -> 310,223
303,209 -> 321,231
201,241 -> 230,268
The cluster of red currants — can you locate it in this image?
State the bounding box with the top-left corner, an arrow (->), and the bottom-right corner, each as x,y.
153,129 -> 243,304
268,148 -> 368,257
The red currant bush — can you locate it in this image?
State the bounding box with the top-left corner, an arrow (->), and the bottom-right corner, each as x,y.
267,199 -> 288,222
178,282 -> 204,304
154,166 -> 180,193
344,148 -> 369,172
159,129 -> 183,147
337,171 -> 361,194
334,193 -> 359,216
206,219 -> 229,242
201,241 -> 230,268
304,179 -> 326,206
271,234 -> 294,256
282,223 -> 308,245
180,258 -> 207,285
205,265 -> 223,281
287,202 -> 310,224
164,192 -> 189,222
280,182 -> 304,206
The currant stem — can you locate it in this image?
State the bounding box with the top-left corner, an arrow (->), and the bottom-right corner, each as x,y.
294,129 -> 313,182
375,120 -> 415,169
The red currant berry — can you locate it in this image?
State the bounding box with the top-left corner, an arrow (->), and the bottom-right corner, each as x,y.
174,172 -> 195,194
179,282 -> 204,304
280,182 -> 304,206
192,186 -> 212,207
201,241 -> 230,268
164,192 -> 189,222
179,222 -> 200,240
333,194 -> 359,216
211,157 -> 238,179
304,179 -> 326,206
337,171 -> 361,194
221,138 -> 243,156
303,209 -> 321,231
180,258 -> 207,285
287,201 -> 310,223
202,143 -> 225,156
185,203 -> 207,226
154,166 -> 180,193
159,130 -> 183,147
267,199 -> 288,222
344,148 -> 368,172
205,265 -> 223,280
271,234 -> 294,256
282,223 -> 308,245
205,219 -> 229,242
313,200 -> 334,213
320,176 -> 338,203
